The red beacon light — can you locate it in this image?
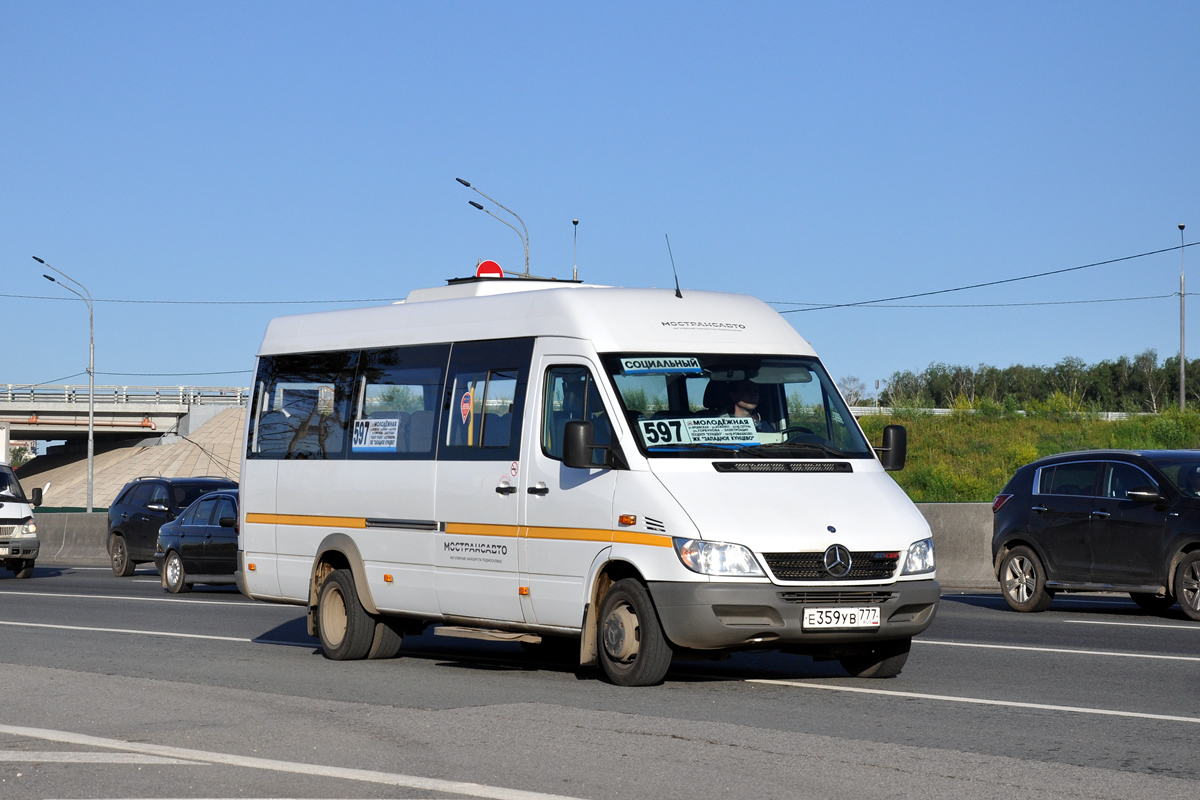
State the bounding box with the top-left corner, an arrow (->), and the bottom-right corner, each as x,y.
476,260 -> 504,279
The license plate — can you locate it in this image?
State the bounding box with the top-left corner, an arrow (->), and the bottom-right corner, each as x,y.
0,547 -> 8,556
802,606 -> 880,630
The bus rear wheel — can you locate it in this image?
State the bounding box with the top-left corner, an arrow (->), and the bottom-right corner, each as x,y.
317,569 -> 374,660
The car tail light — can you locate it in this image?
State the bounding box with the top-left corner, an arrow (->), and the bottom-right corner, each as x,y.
992,494 -> 1013,513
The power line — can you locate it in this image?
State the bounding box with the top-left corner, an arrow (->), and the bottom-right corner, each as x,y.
0,293 -> 403,306
776,241 -> 1198,313
95,370 -> 252,377
773,293 -> 1180,310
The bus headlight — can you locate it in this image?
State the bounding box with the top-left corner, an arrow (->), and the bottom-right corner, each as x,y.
901,538 -> 935,575
673,538 -> 764,577
16,518 -> 37,538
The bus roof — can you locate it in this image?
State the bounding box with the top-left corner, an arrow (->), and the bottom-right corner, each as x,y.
257,280 -> 816,357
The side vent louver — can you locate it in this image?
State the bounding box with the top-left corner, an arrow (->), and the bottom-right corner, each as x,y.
645,517 -> 667,533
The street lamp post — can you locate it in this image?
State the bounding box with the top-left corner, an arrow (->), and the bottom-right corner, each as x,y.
34,257 -> 95,512
1181,224 -> 1187,412
456,178 -> 531,276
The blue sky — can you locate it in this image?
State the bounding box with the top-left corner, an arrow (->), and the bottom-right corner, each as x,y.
3,2 -> 1198,402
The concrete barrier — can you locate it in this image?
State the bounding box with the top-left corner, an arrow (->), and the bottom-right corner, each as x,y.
35,512 -> 110,567
917,503 -> 995,590
33,504 -> 1001,589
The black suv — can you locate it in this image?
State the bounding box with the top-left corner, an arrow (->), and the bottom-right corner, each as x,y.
106,476 -> 237,576
992,450 -> 1200,620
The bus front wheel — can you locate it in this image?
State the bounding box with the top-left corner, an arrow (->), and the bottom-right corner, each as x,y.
317,569 -> 374,660
598,578 -> 673,686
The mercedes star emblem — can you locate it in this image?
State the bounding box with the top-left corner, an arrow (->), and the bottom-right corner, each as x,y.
823,544 -> 852,578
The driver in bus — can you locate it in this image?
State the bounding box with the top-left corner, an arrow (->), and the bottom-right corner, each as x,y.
720,379 -> 774,432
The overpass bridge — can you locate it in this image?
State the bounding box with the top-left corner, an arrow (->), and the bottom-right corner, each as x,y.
0,384 -> 249,445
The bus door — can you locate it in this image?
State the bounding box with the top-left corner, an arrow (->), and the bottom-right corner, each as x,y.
520,355 -> 620,628
434,339 -> 534,623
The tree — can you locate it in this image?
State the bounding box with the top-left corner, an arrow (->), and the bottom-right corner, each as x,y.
8,446 -> 31,468
837,376 -> 868,406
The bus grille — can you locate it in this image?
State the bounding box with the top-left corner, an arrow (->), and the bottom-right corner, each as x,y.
762,552 -> 898,581
777,590 -> 895,605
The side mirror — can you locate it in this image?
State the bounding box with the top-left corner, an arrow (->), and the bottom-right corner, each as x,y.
1126,485 -> 1163,503
218,516 -> 237,528
30,487 -> 42,507
878,424 -> 907,471
562,420 -> 596,469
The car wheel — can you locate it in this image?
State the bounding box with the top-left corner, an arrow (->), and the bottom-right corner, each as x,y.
838,637 -> 911,678
163,551 -> 191,594
1174,552 -> 1200,622
317,569 -> 373,661
598,578 -> 673,686
14,560 -> 34,580
999,546 -> 1054,612
110,535 -> 135,577
1129,592 -> 1175,613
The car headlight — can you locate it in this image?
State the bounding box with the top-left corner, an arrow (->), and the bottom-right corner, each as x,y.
673,538 -> 764,577
15,518 -> 37,538
901,537 -> 935,575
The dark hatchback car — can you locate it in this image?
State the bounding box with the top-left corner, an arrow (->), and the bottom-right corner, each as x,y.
992,450 -> 1200,620
153,489 -> 239,593
107,476 -> 238,576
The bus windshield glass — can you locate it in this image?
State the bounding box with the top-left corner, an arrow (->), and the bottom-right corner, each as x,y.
601,354 -> 873,459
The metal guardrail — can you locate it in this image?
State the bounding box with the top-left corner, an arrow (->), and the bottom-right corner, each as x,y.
1,385 -> 249,406
849,406 -> 1140,421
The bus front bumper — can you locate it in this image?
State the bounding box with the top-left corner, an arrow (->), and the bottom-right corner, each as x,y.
648,578 -> 939,652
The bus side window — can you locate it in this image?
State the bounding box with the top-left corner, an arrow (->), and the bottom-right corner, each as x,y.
249,351 -> 358,460
349,344 -> 449,460
439,339 -> 533,462
542,366 -> 612,464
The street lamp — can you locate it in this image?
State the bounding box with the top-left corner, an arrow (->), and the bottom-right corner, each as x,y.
456,178 -> 531,276
34,256 -> 95,513
1181,224 -> 1187,411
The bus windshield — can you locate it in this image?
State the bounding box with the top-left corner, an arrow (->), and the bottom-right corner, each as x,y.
601,354 -> 873,459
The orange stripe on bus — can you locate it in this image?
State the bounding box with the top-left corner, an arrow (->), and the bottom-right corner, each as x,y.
443,522 -> 520,538
612,530 -> 674,548
523,526 -> 614,543
245,513 -> 366,528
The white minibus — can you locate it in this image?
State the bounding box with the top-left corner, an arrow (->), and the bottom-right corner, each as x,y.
238,277 -> 939,685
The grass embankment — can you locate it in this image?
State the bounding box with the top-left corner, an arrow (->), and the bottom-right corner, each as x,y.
857,409 -> 1200,503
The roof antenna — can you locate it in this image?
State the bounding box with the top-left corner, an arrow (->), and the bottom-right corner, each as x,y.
664,234 -> 683,298
573,219 -> 579,281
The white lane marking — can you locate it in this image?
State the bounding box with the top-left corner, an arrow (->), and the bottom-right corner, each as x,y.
0,590 -> 282,608
1065,619 -> 1200,631
918,638 -> 1200,662
0,724 -> 586,800
948,593 -> 1142,606
747,680 -> 1200,724
0,620 -> 249,643
0,751 -> 205,765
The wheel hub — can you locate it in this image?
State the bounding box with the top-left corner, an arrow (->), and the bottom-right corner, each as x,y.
320,585 -> 348,648
602,603 -> 640,663
1005,556 -> 1034,603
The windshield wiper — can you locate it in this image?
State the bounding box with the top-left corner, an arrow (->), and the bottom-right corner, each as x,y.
646,443 -> 769,457
740,441 -> 851,458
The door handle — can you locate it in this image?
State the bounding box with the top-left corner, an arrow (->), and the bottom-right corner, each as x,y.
1091,510 -> 1111,518
121,512 -> 129,519
528,482 -> 550,496
495,482 -> 517,495
1031,505 -> 1047,513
